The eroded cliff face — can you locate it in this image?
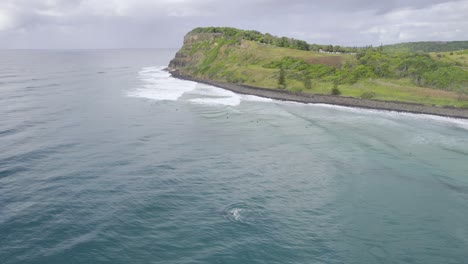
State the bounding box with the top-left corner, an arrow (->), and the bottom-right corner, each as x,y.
168,32 -> 223,72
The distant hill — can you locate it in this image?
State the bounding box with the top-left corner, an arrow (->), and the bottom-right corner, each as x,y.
383,41 -> 468,53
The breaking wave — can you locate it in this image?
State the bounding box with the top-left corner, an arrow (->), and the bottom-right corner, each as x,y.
128,66 -> 272,106
127,66 -> 197,101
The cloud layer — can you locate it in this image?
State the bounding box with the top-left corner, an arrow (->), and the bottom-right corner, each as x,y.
1,0 -> 467,48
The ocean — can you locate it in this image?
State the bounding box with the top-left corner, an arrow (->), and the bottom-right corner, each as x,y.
1,49 -> 467,264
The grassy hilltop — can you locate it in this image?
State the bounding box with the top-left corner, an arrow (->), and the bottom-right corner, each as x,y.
169,27 -> 468,107
383,41 -> 468,53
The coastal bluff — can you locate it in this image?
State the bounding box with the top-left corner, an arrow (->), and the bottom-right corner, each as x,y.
168,27 -> 468,119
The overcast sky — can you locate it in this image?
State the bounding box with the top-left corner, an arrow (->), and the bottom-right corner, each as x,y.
1,0 -> 467,49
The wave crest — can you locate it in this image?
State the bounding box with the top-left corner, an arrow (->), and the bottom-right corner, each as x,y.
128,67 -> 275,107
127,66 -> 197,101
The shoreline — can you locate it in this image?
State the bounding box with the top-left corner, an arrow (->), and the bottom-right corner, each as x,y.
169,70 -> 468,120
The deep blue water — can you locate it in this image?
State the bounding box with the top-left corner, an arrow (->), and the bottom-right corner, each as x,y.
1,49 -> 468,264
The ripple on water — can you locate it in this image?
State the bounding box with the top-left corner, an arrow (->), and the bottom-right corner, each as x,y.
222,202 -> 267,225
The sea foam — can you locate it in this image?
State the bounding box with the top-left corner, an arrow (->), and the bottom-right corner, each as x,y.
187,84 -> 242,106
127,66 -> 197,101
129,67 -> 274,107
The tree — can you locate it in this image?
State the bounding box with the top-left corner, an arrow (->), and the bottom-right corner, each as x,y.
295,40 -> 309,51
331,81 -> 341,95
304,76 -> 312,89
278,67 -> 286,89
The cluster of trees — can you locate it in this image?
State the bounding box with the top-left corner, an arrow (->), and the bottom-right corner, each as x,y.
309,44 -> 363,53
191,27 -> 468,55
259,35 -> 310,50
190,27 -> 358,53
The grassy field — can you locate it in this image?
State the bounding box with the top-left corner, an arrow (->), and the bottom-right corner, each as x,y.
174,35 -> 468,108
430,50 -> 468,69
299,79 -> 468,107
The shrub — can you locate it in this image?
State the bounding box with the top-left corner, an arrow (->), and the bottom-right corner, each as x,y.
331,82 -> 341,95
304,76 -> 312,89
360,91 -> 376,99
331,87 -> 341,95
278,67 -> 286,89
291,87 -> 303,93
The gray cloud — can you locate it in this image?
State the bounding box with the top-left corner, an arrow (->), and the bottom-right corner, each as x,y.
0,0 -> 467,48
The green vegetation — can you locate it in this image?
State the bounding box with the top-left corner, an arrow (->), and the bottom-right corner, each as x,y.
430,50 -> 468,69
360,91 -> 376,99
383,41 -> 468,53
170,27 -> 468,107
304,76 -> 312,90
349,51 -> 468,92
331,82 -> 341,95
190,27 -> 360,53
278,67 -> 286,89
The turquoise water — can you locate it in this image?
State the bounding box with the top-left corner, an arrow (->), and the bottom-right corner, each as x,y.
1,50 -> 468,264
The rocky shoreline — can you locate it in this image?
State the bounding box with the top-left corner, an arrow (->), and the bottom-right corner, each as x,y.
169,70 -> 468,119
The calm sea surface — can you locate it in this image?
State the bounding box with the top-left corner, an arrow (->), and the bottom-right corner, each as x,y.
1,49 -> 468,264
